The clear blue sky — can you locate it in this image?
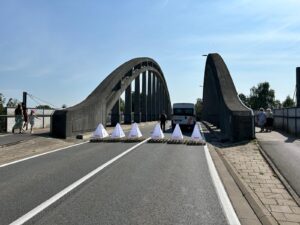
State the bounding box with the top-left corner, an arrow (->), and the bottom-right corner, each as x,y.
1,0 -> 299,108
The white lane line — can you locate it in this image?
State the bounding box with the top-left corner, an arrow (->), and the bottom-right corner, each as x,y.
199,123 -> 240,225
0,141 -> 89,168
0,134 -> 12,137
9,137 -> 151,225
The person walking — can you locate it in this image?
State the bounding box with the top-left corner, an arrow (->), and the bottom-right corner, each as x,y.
265,108 -> 274,132
29,110 -> 40,134
12,104 -> 23,134
160,111 -> 167,132
257,108 -> 266,132
22,103 -> 28,131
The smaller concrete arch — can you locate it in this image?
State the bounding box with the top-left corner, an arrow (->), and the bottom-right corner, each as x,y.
202,53 -> 254,141
51,57 -> 172,138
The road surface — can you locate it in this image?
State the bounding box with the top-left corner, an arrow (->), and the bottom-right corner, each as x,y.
0,123 -> 232,225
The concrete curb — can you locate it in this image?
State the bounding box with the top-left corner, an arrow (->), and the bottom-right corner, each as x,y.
217,150 -> 278,225
208,144 -> 262,225
201,121 -> 277,225
256,140 -> 300,207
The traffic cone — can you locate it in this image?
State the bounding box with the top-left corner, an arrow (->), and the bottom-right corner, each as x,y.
191,124 -> 204,141
92,123 -> 109,138
171,124 -> 183,140
128,123 -> 142,138
151,123 -> 165,139
111,123 -> 125,138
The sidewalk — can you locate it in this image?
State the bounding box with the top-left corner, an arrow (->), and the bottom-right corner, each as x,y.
203,122 -> 300,225
256,128 -> 300,204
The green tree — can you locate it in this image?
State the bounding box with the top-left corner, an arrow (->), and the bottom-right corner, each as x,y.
274,100 -> 282,109
62,104 -> 67,109
282,95 -> 295,108
238,93 -> 249,107
195,98 -> 203,121
0,93 -> 5,114
6,98 -> 18,107
36,105 -> 52,109
248,82 -> 275,110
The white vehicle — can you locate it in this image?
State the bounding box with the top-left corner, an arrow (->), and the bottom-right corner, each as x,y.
171,103 -> 196,130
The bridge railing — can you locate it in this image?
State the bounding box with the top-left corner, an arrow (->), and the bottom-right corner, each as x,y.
273,107 -> 300,136
0,107 -> 55,133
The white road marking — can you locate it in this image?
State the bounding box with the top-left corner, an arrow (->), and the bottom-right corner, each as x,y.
199,123 -> 241,225
9,138 -> 151,225
0,141 -> 89,168
0,133 -> 13,137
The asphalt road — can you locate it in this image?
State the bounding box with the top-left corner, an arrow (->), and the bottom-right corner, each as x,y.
258,140 -> 300,197
0,123 -> 229,225
0,133 -> 35,147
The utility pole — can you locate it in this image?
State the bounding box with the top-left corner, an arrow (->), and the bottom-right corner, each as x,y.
23,92 -> 27,108
296,68 -> 300,107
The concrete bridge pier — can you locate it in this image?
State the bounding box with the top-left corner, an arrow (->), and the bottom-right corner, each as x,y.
124,84 -> 132,124
134,75 -> 141,123
147,71 -> 152,121
111,99 -> 120,126
152,75 -> 156,121
141,72 -> 147,122
155,76 -> 159,120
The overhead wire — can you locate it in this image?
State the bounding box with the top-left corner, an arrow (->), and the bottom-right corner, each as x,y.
27,93 -> 58,109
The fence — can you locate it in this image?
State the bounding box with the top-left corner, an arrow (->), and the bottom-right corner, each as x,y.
273,107 -> 300,136
0,107 -> 55,133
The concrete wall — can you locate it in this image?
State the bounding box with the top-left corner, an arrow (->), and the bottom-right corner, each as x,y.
202,53 -> 255,142
273,107 -> 300,136
6,107 -> 54,132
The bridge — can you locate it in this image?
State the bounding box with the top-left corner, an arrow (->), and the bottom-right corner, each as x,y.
51,53 -> 254,141
0,54 -> 270,225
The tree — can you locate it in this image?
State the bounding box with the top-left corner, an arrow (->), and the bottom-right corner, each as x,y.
282,95 -> 295,108
6,98 -> 18,108
195,98 -> 203,121
238,93 -> 249,107
36,105 -> 52,109
62,104 -> 67,109
0,93 -> 5,114
248,82 -> 275,110
274,100 -> 282,109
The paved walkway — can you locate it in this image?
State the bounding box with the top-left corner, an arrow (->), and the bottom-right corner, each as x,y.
256,129 -> 300,198
202,122 -> 300,224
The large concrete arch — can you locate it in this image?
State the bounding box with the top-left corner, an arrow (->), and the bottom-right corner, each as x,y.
51,57 -> 172,138
202,53 -> 254,141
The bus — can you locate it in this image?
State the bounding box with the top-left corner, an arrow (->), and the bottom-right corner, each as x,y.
171,103 -> 196,130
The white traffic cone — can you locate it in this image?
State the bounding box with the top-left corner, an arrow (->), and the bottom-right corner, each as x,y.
151,123 -> 165,139
128,123 -> 142,138
111,123 -> 125,138
191,123 -> 204,141
171,124 -> 183,140
92,123 -> 109,138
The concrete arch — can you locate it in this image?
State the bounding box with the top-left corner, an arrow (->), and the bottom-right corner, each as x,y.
51,57 -> 172,138
202,53 -> 254,141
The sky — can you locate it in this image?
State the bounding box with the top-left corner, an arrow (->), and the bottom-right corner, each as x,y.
1,0 -> 300,108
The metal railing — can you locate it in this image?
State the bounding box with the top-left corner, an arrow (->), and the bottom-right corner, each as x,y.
273,107 -> 300,137
0,114 -> 53,133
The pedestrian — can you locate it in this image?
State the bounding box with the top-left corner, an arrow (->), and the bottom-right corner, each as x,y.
257,108 -> 266,132
12,104 -> 23,134
29,110 -> 39,134
22,103 -> 28,131
160,111 -> 167,132
265,108 -> 274,132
